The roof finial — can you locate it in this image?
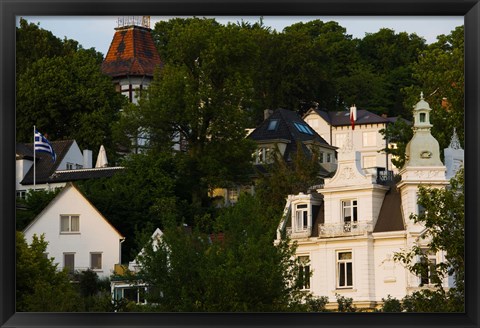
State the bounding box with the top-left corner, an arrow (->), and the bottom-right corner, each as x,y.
448,127 -> 462,150
420,91 -> 424,100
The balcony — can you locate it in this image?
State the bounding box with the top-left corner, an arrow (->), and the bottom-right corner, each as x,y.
286,226 -> 312,239
319,221 -> 373,238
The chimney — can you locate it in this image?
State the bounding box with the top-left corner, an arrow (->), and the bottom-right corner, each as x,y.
264,109 -> 273,120
83,150 -> 93,169
381,113 -> 388,118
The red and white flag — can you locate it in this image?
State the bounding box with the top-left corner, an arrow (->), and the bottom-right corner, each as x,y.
350,105 -> 357,130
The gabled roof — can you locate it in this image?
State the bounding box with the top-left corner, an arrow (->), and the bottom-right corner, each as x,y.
101,25 -> 162,78
17,140 -> 124,185
23,182 -> 124,239
17,140 -> 74,184
308,108 -> 391,127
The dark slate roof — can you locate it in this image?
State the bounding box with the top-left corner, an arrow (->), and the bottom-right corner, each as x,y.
16,143 -> 34,159
102,25 -> 162,78
47,167 -> 125,183
311,108 -> 391,127
17,140 -> 124,185
373,184 -> 405,233
18,140 -> 74,185
249,108 -> 335,159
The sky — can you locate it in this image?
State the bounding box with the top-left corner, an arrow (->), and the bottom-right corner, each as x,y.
18,16 -> 464,56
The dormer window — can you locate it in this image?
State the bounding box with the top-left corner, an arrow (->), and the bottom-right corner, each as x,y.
295,204 -> 309,232
267,119 -> 279,131
342,200 -> 357,223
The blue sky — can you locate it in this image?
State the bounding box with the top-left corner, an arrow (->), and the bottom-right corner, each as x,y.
18,16 -> 463,56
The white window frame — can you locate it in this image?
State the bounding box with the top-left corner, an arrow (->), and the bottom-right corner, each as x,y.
295,204 -> 309,232
298,255 -> 311,290
255,147 -> 272,164
341,200 -> 358,223
362,131 -> 377,147
90,252 -> 103,271
419,250 -> 437,286
60,215 -> 80,233
337,251 -> 353,289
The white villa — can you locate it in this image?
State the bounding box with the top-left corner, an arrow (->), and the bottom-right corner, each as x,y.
276,94 -> 463,309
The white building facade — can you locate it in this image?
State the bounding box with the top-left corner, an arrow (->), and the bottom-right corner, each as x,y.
23,183 -> 125,279
303,107 -> 401,173
277,95 -> 461,309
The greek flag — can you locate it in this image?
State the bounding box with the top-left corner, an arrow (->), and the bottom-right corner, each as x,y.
34,129 -> 56,162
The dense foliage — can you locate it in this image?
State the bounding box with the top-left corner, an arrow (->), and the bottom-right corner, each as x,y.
135,194 -> 311,311
16,18 -> 126,161
387,168 -> 464,312
16,17 -> 464,313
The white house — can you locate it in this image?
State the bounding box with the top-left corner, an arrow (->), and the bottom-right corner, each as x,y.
276,94 -> 461,309
16,140 -> 124,198
303,107 -> 406,174
110,228 -> 164,304
23,183 -> 125,279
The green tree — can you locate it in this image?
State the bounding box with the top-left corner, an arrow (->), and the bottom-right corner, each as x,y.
16,18 -> 78,76
379,117 -> 413,169
403,25 -> 464,151
16,188 -> 61,231
357,28 -> 426,116
16,232 -> 83,311
121,19 -> 257,208
16,48 -> 126,155
255,144 -> 324,214
77,151 -> 179,261
394,168 -> 464,312
136,194 -> 309,312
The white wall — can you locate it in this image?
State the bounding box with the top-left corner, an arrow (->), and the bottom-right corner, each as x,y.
56,141 -> 84,171
24,185 -> 122,278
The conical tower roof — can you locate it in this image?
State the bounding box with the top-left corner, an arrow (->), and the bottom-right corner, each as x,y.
101,18 -> 162,79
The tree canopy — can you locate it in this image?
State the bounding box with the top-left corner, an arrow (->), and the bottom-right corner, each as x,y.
16,18 -> 126,160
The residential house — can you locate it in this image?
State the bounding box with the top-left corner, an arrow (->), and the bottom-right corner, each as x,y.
248,108 -> 338,176
23,183 -> 125,279
110,228 -> 163,305
276,94 -> 462,309
16,140 -> 124,198
303,107 -> 406,173
213,108 -> 337,206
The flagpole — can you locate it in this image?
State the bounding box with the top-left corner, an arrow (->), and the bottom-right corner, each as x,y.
33,125 -> 36,188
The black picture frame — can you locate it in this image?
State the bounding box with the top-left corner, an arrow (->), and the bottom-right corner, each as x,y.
1,0 -> 479,327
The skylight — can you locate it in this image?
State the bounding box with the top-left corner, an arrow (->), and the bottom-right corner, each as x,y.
268,119 -> 279,131
294,122 -> 313,135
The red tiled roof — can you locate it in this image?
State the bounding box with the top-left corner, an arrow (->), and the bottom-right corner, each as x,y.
101,26 -> 162,78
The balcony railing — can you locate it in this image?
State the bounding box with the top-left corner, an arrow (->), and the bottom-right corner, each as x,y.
319,221 -> 373,238
286,226 -> 312,239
